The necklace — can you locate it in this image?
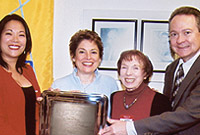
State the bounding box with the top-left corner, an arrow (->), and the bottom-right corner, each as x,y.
123,97 -> 137,109
123,87 -> 146,109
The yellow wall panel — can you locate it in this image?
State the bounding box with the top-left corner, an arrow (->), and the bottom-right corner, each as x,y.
0,0 -> 54,91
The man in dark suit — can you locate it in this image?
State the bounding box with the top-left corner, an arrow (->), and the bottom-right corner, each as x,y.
99,6 -> 200,135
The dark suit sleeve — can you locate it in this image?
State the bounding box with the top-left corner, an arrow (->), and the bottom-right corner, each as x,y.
150,92 -> 172,116
134,60 -> 200,134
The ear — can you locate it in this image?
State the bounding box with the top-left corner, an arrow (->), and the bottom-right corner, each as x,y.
143,72 -> 148,80
98,58 -> 102,66
118,74 -> 122,81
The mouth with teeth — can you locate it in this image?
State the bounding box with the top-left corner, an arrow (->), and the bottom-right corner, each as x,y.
175,45 -> 191,56
125,78 -> 135,83
9,45 -> 21,50
176,44 -> 190,50
82,62 -> 93,66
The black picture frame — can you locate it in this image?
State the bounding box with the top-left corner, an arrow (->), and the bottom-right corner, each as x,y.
140,20 -> 173,72
92,19 -> 137,70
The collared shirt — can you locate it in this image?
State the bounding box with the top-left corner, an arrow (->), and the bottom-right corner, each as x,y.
51,68 -> 119,115
51,68 -> 118,96
175,50 -> 200,79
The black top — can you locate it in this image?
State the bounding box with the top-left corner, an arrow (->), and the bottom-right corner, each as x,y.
150,92 -> 172,116
22,86 -> 36,135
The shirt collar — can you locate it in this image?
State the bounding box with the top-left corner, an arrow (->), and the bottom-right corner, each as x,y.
73,68 -> 99,79
179,50 -> 200,76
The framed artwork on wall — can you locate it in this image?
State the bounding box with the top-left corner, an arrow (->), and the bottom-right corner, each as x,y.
92,19 -> 137,70
140,20 -> 174,72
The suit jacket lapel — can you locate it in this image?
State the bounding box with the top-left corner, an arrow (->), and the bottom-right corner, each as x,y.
165,59 -> 179,100
173,55 -> 200,109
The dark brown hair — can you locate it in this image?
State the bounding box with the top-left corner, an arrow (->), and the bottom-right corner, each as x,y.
169,6 -> 200,32
69,29 -> 103,66
117,50 -> 153,84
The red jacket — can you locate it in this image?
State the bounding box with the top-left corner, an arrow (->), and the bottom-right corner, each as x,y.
0,65 -> 41,135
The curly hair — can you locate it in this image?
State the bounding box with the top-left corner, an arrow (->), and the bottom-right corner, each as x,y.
69,29 -> 103,66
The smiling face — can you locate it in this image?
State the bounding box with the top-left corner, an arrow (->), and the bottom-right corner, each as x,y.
169,15 -> 200,62
119,56 -> 147,91
0,20 -> 26,62
73,39 -> 101,75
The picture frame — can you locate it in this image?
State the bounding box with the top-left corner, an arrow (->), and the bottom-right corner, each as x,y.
140,20 -> 174,72
92,19 -> 137,70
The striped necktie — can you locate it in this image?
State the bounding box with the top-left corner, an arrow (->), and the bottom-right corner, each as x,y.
171,63 -> 184,107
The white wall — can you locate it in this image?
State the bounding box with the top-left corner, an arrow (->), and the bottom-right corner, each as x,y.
53,0 -> 200,92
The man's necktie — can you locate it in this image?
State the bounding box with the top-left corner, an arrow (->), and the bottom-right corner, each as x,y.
171,63 -> 184,107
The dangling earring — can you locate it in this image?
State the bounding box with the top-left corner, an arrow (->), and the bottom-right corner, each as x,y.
23,51 -> 26,54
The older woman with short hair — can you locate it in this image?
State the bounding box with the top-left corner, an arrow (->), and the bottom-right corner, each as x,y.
110,50 -> 171,121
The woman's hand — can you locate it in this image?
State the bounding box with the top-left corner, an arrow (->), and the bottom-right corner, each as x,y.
37,97 -> 43,102
48,87 -> 81,93
68,90 -> 81,93
36,88 -> 62,104
48,87 -> 61,92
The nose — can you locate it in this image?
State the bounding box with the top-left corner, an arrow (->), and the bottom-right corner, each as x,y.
86,52 -> 91,59
176,34 -> 185,44
126,67 -> 133,76
12,34 -> 19,42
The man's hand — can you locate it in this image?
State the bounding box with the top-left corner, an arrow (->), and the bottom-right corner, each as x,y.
98,118 -> 127,135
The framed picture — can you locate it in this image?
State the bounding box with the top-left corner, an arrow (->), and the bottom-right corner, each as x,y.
140,20 -> 174,72
92,19 -> 137,70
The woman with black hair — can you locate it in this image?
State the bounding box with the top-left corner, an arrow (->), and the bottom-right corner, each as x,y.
0,14 -> 41,135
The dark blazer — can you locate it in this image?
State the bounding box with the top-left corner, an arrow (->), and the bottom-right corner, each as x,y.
134,55 -> 200,135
